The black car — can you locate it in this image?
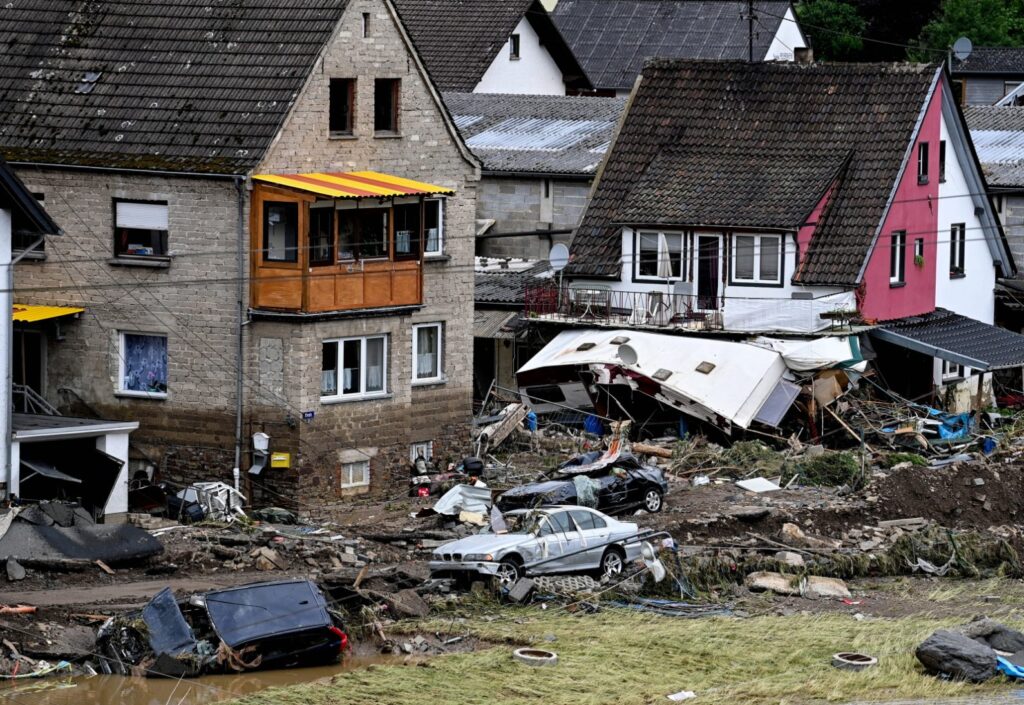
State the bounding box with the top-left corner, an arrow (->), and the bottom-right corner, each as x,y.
496,451 -> 668,516
97,579 -> 348,677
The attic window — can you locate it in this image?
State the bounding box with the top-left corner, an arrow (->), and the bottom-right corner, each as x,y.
509,33 -> 521,60
652,368 -> 672,381
610,336 -> 630,345
576,342 -> 596,351
74,71 -> 102,94
695,361 -> 716,375
917,142 -> 929,185
361,12 -> 370,37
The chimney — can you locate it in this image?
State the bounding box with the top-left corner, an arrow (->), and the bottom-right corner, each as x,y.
795,46 -> 814,64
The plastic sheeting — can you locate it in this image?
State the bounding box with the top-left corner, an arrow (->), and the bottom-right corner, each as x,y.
432,484 -> 492,516
722,291 -> 857,333
572,475 -> 600,508
752,335 -> 865,372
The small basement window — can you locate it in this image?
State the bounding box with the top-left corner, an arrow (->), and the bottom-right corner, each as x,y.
374,78 -> 400,134
341,460 -> 370,488
114,199 -> 169,258
119,332 -> 168,398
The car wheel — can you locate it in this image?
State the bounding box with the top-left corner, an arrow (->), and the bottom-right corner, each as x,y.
643,488 -> 663,513
600,548 -> 625,579
495,557 -> 523,587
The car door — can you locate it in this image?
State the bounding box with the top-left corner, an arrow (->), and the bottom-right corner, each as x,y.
535,510 -> 584,573
568,509 -> 611,570
598,471 -> 630,514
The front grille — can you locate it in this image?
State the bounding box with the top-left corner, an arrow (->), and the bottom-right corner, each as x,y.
442,553 -> 452,561
452,553 -> 462,561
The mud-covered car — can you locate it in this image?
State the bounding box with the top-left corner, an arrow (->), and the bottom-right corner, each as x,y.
496,451 -> 668,516
429,505 -> 642,586
97,579 -> 347,677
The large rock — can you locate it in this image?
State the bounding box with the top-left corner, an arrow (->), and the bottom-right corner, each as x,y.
960,617 -> 1024,653
805,576 -> 851,599
745,571 -> 802,596
383,588 -> 429,619
6,557 -> 25,581
916,629 -> 998,682
779,523 -> 839,549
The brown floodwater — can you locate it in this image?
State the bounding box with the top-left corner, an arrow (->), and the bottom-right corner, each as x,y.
1,654 -> 400,705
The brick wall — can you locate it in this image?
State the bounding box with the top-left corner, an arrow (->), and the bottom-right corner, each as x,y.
476,176 -> 590,259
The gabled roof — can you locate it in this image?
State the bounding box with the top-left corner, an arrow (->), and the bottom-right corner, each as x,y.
952,47 -> 1024,77
964,106 -> 1024,188
0,0 -> 350,174
444,92 -> 625,175
392,0 -> 589,93
0,157 -> 61,236
567,60 -> 939,285
552,0 -> 794,91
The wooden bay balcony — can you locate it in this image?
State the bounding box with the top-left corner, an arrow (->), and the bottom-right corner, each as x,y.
250,171 -> 451,315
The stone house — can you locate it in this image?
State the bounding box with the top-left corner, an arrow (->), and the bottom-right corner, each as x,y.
0,0 -> 480,514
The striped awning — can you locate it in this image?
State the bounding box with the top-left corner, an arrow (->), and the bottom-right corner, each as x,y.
252,171 -> 454,199
13,304 -> 84,323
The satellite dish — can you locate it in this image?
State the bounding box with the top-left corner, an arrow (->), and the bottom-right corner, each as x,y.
548,243 -> 570,272
617,343 -> 638,366
952,36 -> 973,62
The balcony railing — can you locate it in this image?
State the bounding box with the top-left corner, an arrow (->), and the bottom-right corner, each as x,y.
524,285 -> 858,334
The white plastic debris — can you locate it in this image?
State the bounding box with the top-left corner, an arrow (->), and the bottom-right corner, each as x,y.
667,691 -> 696,701
736,477 -> 781,493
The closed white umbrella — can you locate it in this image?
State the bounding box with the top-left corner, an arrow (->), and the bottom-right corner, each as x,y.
653,233 -> 673,324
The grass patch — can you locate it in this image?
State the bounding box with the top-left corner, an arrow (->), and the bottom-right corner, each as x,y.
882,452 -> 929,469
782,451 -> 863,489
227,610 -> 1024,705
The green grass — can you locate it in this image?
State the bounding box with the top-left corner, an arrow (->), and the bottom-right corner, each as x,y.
229,609 -> 1024,705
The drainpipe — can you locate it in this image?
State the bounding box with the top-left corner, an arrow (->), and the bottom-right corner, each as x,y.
0,208 -> 10,498
232,177 -> 246,495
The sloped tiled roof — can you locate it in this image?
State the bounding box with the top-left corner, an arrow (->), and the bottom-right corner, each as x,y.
874,308 -> 1024,371
964,106 -> 1024,188
392,0 -> 588,93
0,0 -> 348,174
567,60 -> 939,285
444,92 -> 625,175
552,0 -> 792,91
952,47 -> 1024,76
475,258 -> 553,304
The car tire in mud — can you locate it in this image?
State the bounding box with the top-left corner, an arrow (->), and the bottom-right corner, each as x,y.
495,557 -> 523,587
643,489 -> 663,513
600,547 -> 626,579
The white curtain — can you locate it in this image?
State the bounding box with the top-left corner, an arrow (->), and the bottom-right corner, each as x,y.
366,338 -> 384,391
321,369 -> 337,396
416,327 -> 438,378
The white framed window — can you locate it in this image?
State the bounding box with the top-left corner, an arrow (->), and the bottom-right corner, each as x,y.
889,231 -> 906,285
114,199 -> 169,258
118,332 -> 168,398
321,335 -> 387,401
950,223 -> 966,276
410,441 -> 433,462
941,359 -> 965,381
917,142 -> 929,184
424,198 -> 444,256
412,322 -> 444,384
731,233 -> 783,285
341,460 -> 370,488
635,230 -> 689,281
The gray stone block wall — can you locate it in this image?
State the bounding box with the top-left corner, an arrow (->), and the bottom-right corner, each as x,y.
1002,194 -> 1024,269
476,176 -> 590,259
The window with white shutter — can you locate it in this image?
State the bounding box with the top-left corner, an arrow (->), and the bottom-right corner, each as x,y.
114,199 -> 169,258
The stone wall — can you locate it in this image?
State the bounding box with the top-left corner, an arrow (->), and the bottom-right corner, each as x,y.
1000,194 -> 1024,270
476,176 -> 590,259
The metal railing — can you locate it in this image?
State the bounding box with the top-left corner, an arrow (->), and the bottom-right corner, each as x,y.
524,285 -> 725,331
13,384 -> 60,415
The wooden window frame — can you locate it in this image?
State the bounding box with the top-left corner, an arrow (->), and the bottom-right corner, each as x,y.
373,78 -> 400,135
329,78 -> 356,136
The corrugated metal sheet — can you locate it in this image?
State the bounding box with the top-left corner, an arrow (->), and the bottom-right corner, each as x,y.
454,114 -> 484,129
474,309 -> 518,339
13,304 -> 84,323
466,118 -> 609,152
970,129 -> 1024,162
253,171 -> 454,199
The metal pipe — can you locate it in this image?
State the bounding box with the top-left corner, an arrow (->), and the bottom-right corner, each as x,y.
477,228 -> 573,240
0,209 -> 10,498
232,176 -> 246,494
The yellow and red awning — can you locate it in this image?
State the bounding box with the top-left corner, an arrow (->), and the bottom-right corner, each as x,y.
13,304 -> 84,323
253,170 -> 454,199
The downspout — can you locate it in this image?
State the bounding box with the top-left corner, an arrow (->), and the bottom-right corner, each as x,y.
232,176 -> 246,494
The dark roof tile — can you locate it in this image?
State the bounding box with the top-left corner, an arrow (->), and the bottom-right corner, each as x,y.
567,60 -> 939,285
877,308 -> 1024,370
952,47 -> 1024,76
0,0 -> 348,173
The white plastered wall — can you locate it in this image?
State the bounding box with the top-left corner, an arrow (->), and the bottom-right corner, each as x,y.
763,6 -> 805,62
474,17 -> 566,95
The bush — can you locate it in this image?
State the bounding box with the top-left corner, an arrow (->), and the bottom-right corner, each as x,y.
783,451 -> 862,489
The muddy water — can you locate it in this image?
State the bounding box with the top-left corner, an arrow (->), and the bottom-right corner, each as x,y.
2,654 -> 398,705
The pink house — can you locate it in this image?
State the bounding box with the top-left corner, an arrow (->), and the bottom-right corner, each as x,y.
552,59 -> 1013,335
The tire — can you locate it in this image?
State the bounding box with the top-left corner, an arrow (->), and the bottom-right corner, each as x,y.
513,648 -> 558,667
495,557 -> 523,588
643,488 -> 664,513
600,547 -> 626,579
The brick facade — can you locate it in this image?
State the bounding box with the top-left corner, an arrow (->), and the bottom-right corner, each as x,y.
11,0 -> 479,514
476,176 -> 590,259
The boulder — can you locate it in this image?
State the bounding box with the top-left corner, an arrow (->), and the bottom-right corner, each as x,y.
745,571 -> 802,596
250,546 -> 286,571
384,588 -> 430,619
774,551 -> 805,568
915,629 -> 998,682
6,557 -> 25,581
960,617 -> 1024,653
805,576 -> 851,599
779,523 -> 839,549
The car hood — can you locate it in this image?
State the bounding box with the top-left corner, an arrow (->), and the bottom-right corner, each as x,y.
434,533 -> 531,556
